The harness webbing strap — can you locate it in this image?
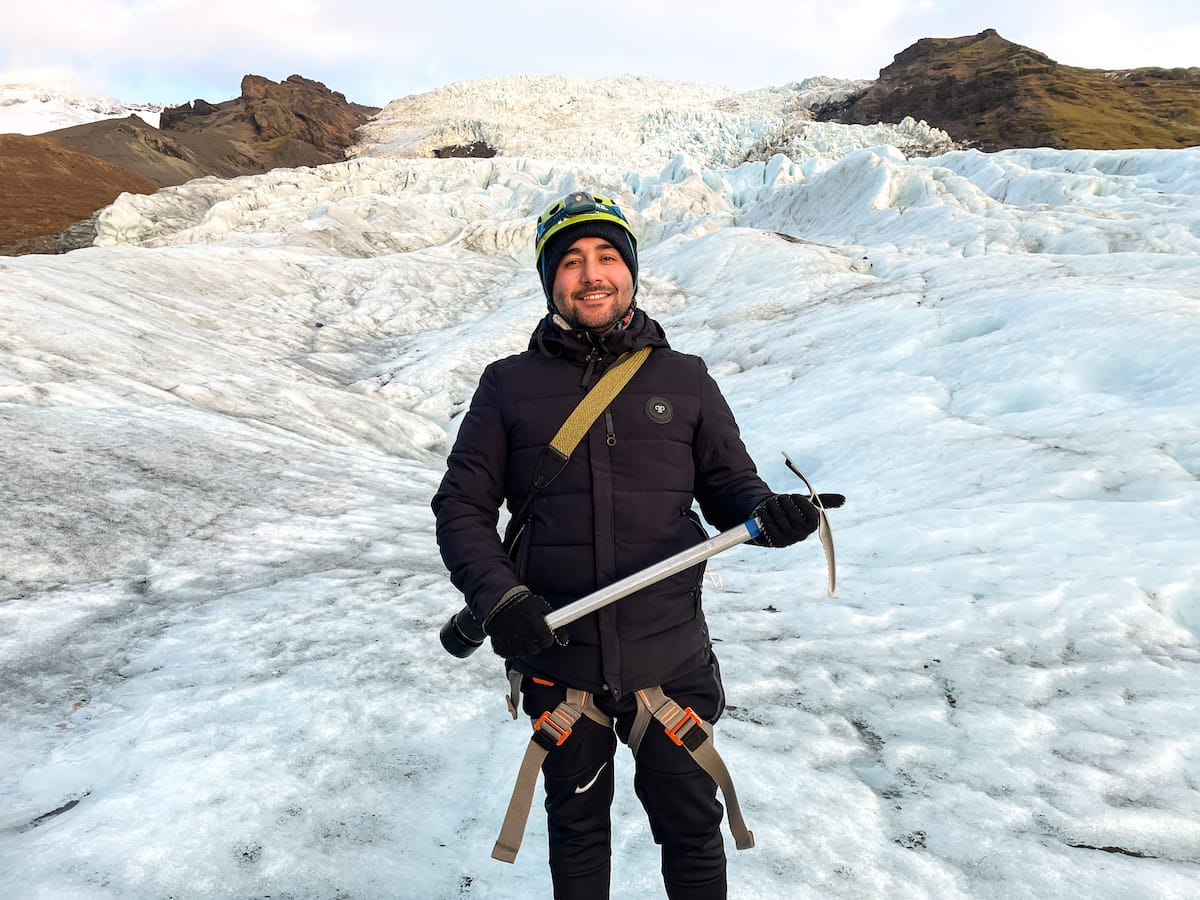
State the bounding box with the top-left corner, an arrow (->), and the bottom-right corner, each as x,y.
492,738 -> 549,864
492,687 -> 612,864
632,686 -> 755,851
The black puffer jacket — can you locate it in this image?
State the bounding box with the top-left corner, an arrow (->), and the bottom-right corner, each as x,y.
432,310 -> 772,696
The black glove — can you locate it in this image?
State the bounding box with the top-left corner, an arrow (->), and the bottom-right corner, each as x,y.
811,493 -> 846,510
483,587 -> 567,658
752,493 -> 822,547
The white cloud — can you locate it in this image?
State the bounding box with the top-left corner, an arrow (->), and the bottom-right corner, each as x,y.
1,0 -> 1197,106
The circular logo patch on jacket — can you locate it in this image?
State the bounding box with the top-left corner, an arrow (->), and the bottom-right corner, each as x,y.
645,396 -> 673,424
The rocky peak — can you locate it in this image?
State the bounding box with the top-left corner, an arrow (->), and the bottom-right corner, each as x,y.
137,74 -> 382,178
814,29 -> 1200,151
7,74 -> 380,254
159,74 -> 378,157
239,74 -> 375,156
883,28 -> 1055,76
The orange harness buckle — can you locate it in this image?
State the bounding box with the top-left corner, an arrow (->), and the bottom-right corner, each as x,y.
665,706 -> 705,747
534,710 -> 573,746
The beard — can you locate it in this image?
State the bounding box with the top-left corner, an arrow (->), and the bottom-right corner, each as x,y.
556,285 -> 632,332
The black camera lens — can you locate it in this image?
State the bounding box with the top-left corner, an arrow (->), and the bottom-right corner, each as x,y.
440,606 -> 487,658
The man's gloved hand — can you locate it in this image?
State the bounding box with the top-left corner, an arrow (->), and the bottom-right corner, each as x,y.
753,493 -> 823,547
483,587 -> 567,658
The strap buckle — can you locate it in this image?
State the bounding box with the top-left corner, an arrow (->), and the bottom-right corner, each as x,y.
534,710 -> 573,747
665,706 -> 706,749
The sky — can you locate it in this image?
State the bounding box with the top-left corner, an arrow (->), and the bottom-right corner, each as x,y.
2,0 -> 1199,106
1,81 -> 1198,898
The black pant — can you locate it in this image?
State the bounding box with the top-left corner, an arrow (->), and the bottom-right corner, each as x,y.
520,658 -> 729,900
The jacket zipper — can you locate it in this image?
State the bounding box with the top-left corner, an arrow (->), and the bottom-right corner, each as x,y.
605,410 -> 616,446
580,346 -> 601,388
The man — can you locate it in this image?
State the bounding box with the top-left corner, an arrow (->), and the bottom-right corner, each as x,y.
432,191 -> 840,899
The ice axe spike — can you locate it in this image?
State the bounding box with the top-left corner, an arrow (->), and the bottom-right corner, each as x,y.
544,517 -> 761,632
781,451 -> 837,596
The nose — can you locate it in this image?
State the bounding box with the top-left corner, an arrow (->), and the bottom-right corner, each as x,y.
579,255 -> 602,283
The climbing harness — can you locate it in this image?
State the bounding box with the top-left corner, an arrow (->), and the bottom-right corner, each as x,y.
492,672 -> 754,863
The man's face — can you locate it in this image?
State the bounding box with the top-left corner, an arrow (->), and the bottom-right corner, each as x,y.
551,236 -> 634,332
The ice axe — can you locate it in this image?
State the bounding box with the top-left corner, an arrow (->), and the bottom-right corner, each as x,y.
439,452 -> 838,658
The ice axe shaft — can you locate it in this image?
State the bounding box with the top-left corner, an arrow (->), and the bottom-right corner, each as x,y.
545,516 -> 761,631
439,517 -> 761,657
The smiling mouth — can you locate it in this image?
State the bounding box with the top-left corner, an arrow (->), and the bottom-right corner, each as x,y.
575,289 -> 612,302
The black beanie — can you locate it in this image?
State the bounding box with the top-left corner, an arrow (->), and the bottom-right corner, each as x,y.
538,220 -> 639,307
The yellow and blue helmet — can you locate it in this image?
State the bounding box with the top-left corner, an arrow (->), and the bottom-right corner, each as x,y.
534,191 -> 638,306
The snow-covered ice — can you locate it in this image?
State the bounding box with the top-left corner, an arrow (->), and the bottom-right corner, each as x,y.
0,83 -> 161,134
348,74 -> 951,170
1,74 -> 1198,899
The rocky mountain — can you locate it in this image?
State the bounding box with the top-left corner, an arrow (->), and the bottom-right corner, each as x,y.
1,74 -> 380,255
39,115 -> 212,187
813,28 -> 1200,152
49,74 -> 380,186
0,134 -> 158,254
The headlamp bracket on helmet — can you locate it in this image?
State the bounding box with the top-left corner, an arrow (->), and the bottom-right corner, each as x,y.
562,191 -> 602,217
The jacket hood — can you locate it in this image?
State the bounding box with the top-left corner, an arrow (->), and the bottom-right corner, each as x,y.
529,308 -> 670,363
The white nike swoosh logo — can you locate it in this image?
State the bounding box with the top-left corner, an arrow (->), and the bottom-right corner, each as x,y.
574,762 -> 608,794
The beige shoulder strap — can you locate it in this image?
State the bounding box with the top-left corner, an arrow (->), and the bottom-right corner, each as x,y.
549,345 -> 652,459
517,345 -> 653,507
